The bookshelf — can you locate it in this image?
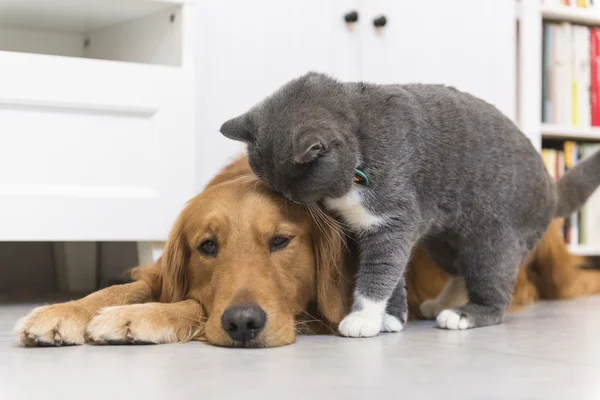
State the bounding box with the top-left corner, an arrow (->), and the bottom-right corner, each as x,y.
541,124 -> 600,140
518,0 -> 600,256
541,3 -> 600,24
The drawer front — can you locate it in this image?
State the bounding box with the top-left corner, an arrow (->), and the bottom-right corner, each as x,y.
0,52 -> 194,240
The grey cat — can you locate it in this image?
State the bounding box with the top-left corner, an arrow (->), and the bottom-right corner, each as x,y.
220,72 -> 600,337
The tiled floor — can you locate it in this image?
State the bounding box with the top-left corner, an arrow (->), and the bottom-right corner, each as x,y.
2,297 -> 600,400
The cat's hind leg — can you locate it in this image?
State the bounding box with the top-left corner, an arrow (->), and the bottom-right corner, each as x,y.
420,277 -> 468,319
436,238 -> 523,330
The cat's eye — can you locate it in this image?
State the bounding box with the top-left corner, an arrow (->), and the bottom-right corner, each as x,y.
270,236 -> 292,252
198,240 -> 218,257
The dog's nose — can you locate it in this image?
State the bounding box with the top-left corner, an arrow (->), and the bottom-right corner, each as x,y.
221,303 -> 266,343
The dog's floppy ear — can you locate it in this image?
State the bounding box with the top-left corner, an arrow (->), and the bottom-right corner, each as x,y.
310,208 -> 351,325
158,218 -> 190,303
220,113 -> 256,143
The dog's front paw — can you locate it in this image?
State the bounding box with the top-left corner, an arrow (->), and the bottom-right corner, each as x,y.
380,313 -> 405,333
338,311 -> 382,338
85,304 -> 199,345
14,304 -> 93,347
436,309 -> 474,330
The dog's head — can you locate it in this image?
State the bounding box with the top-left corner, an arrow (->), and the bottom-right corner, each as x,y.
157,174 -> 350,347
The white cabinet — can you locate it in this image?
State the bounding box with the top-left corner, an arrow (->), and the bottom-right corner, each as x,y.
0,0 -> 196,241
359,0 -> 516,119
196,0 -> 516,190
0,0 -> 514,240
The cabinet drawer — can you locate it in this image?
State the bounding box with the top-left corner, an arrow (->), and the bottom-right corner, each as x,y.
0,52 -> 194,240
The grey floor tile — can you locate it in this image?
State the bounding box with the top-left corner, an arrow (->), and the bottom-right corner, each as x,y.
1,298 -> 600,400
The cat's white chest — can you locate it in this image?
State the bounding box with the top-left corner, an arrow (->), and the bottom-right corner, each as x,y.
323,188 -> 385,232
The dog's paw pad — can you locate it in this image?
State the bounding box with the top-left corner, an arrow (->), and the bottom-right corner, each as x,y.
419,299 -> 440,319
338,312 -> 382,338
380,313 -> 404,333
436,309 -> 473,330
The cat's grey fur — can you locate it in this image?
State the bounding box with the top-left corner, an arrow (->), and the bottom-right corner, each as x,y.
221,72 -> 600,336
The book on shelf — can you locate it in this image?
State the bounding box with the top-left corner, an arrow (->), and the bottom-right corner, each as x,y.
592,28 -> 600,125
575,26 -> 591,126
542,142 -> 600,246
541,0 -> 598,8
542,22 -> 599,128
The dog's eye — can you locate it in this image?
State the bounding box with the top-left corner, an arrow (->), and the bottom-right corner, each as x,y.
270,236 -> 291,252
198,240 -> 218,257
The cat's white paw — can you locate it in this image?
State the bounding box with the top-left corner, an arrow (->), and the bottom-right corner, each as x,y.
420,299 -> 440,319
436,309 -> 473,330
339,311 -> 382,338
380,313 -> 404,332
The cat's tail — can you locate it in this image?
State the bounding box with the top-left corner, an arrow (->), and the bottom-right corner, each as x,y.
554,150 -> 600,218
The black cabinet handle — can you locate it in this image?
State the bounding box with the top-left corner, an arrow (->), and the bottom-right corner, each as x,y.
344,11 -> 359,23
373,15 -> 387,28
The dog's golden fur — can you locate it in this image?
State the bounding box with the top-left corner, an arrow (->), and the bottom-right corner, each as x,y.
15,157 -> 600,348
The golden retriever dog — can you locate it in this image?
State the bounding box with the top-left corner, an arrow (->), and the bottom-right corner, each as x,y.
15,158 -> 349,348
15,157 -> 600,348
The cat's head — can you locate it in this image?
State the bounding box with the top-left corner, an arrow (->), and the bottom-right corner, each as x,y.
220,72 -> 359,204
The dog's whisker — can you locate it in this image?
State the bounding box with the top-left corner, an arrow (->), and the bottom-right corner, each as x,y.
306,203 -> 349,281
298,310 -> 332,331
310,203 -> 346,238
295,317 -> 322,324
181,326 -> 205,343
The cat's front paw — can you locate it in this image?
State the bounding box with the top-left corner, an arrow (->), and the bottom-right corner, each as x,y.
338,311 -> 382,338
436,309 -> 474,330
380,313 -> 405,332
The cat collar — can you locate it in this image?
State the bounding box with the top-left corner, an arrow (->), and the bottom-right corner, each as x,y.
353,168 -> 370,187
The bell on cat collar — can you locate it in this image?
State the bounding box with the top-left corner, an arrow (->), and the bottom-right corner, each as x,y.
353,168 -> 370,187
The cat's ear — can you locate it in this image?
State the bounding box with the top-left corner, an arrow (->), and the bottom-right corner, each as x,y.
220,114 -> 255,143
293,135 -> 328,164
